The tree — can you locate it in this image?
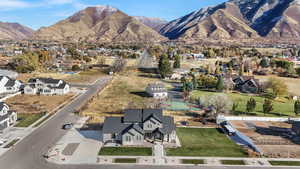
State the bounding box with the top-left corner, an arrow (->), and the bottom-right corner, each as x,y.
158,54 -> 172,78
296,67 -> 300,77
216,76 -> 224,91
246,98 -> 256,113
260,58 -> 269,68
206,94 -> 233,115
294,100 -> 300,116
266,78 -> 288,98
72,65 -> 81,71
173,55 -> 181,69
263,99 -> 273,115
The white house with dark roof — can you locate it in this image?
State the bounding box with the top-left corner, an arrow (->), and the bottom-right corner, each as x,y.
24,78 -> 70,95
102,109 -> 176,146
0,76 -> 23,94
0,102 -> 17,132
146,83 -> 168,99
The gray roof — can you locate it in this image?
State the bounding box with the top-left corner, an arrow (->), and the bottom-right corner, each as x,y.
102,117 -> 130,134
123,109 -> 143,123
142,109 -> 163,122
4,79 -> 16,87
28,78 -> 61,84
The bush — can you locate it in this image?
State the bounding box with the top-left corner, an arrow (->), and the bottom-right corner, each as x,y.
72,65 -> 81,71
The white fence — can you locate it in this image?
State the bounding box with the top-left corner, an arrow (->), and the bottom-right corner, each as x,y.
0,92 -> 21,102
223,116 -> 300,122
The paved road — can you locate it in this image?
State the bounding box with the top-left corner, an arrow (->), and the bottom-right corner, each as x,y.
0,76 -> 291,169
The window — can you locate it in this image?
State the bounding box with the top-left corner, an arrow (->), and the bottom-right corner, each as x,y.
125,136 -> 131,142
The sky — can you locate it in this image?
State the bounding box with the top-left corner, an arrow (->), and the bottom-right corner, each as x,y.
0,0 -> 227,30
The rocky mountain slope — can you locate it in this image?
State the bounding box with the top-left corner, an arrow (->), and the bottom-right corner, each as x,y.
161,0 -> 300,40
134,16 -> 167,32
0,22 -> 34,40
33,6 -> 165,42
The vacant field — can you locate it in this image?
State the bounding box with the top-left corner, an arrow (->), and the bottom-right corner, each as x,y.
99,147 -> 152,156
166,128 -> 247,157
17,68 -> 106,85
255,75 -> 300,96
6,94 -> 74,114
82,69 -> 166,123
191,90 -> 295,117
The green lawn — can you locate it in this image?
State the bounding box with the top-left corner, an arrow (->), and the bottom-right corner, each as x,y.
3,139 -> 19,148
191,90 -> 295,117
166,128 -> 247,157
114,158 -> 137,163
15,113 -> 46,127
221,160 -> 246,165
33,114 -> 53,127
270,161 -> 300,166
99,147 -> 152,156
182,159 -> 205,164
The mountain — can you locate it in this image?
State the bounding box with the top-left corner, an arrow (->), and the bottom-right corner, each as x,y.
33,6 -> 165,42
134,16 -> 167,32
0,22 -> 34,40
161,0 -> 300,41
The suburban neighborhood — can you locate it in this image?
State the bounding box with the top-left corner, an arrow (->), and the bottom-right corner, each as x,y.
1,0 -> 300,169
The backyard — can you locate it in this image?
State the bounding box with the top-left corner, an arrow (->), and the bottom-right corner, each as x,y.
82,69 -> 169,123
166,128 -> 247,157
191,90 -> 295,117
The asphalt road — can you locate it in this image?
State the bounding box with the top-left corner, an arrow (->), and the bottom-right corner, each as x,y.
0,76 -> 291,169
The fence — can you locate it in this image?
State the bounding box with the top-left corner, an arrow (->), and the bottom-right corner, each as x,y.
223,116 -> 300,122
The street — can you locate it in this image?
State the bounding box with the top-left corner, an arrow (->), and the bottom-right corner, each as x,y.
0,76 -> 292,169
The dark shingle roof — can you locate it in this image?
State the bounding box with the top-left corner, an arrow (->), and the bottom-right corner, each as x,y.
142,109 -> 163,122
28,78 -> 61,84
123,109 -> 142,123
102,117 -> 130,134
4,79 -> 16,87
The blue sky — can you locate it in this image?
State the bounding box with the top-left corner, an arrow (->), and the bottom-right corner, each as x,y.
0,0 -> 227,30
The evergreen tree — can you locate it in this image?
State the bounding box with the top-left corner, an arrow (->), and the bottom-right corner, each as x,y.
260,58 -> 269,68
173,55 -> 181,69
246,98 -> 256,113
263,99 -> 273,115
294,100 -> 300,116
216,76 -> 224,91
158,54 -> 172,78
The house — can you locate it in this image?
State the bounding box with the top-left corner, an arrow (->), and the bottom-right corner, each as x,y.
24,78 -> 70,95
102,109 -> 176,146
170,68 -> 189,80
146,83 -> 168,99
0,102 -> 17,132
232,76 -> 261,94
0,76 -> 23,94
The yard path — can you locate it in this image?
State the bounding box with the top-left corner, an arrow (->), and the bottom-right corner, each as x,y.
153,143 -> 165,164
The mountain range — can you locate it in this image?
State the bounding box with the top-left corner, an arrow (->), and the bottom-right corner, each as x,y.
161,0 -> 300,41
0,22 -> 34,40
1,0 -> 300,43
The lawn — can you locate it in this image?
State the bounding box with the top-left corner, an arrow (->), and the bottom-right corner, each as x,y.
3,139 -> 19,148
269,161 -> 300,166
191,90 -> 295,117
114,158 -> 137,163
181,159 -> 205,165
166,128 -> 247,157
99,147 -> 152,156
221,160 -> 246,165
15,113 -> 46,127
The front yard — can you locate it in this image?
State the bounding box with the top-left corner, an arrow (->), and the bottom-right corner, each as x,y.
99,147 -> 152,156
191,90 -> 295,117
15,113 -> 46,127
166,128 -> 247,157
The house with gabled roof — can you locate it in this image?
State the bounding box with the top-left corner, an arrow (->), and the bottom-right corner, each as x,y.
0,102 -> 17,132
24,78 -> 70,95
232,76 -> 261,94
0,76 -> 23,94
146,83 -> 168,99
102,109 -> 176,146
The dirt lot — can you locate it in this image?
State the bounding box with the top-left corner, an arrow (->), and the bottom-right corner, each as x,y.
81,68 -> 169,124
231,120 -> 300,158
6,94 -> 75,114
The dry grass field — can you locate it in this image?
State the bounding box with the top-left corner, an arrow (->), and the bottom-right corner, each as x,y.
82,68 -> 165,123
6,94 -> 74,114
255,75 -> 300,96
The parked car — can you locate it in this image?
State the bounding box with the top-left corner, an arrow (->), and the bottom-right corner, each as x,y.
62,123 -> 73,130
